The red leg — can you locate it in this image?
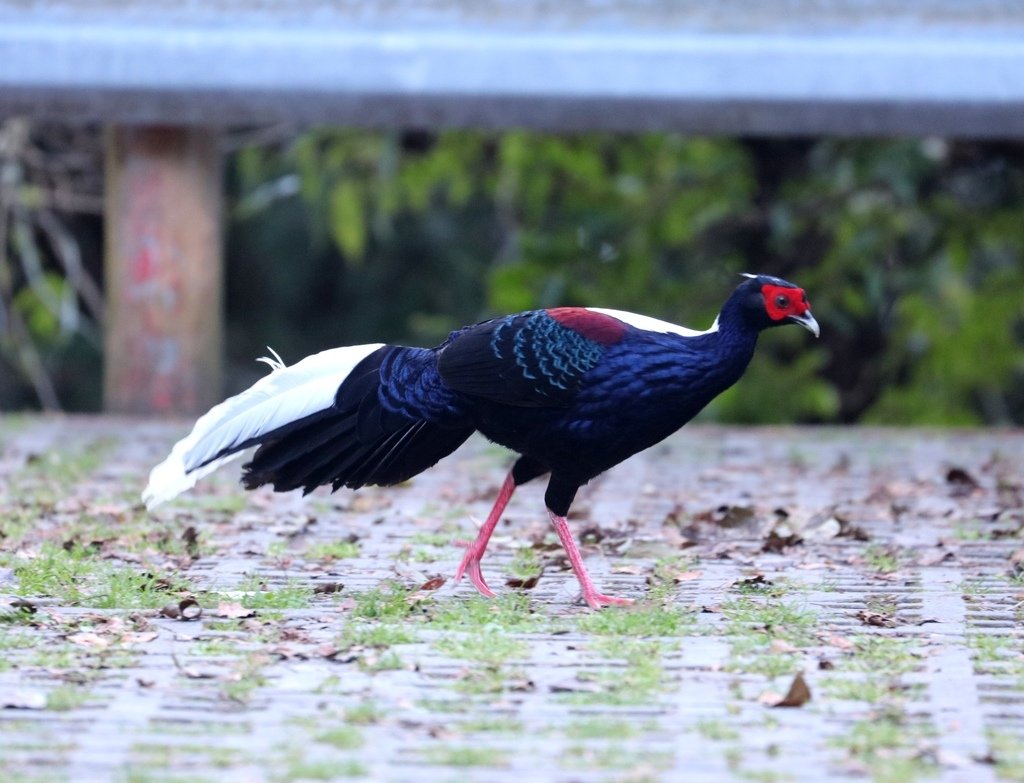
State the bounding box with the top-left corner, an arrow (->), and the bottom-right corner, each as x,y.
454,471 -> 516,598
548,510 -> 633,609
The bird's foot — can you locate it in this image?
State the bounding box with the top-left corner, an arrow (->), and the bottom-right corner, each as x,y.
454,547 -> 496,599
582,590 -> 635,610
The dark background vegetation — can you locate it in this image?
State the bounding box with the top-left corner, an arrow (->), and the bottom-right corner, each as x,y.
2,123 -> 1023,424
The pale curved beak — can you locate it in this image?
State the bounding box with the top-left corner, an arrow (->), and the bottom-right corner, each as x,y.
789,311 -> 820,338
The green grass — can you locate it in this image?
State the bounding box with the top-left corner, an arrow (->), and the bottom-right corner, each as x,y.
9,543 -> 191,608
720,597 -> 817,646
844,636 -> 920,676
560,745 -> 674,772
451,663 -> 528,695
820,677 -> 895,703
565,718 -> 640,740
426,593 -> 544,632
338,623 -> 418,648
434,630 -> 529,665
577,600 -> 694,637
725,651 -> 802,678
306,540 -> 361,560
230,576 -> 314,610
131,743 -> 242,769
315,726 -> 364,750
694,719 -> 741,742
344,701 -> 385,725
863,545 -> 902,574
220,654 -> 269,703
409,531 -> 455,547
830,715 -> 937,783
46,684 -> 90,711
275,756 -> 367,781
357,650 -> 404,672
505,546 -> 544,582
563,640 -> 671,705
422,746 -> 508,768
459,716 -> 526,734
193,638 -> 242,657
350,582 -> 421,621
988,731 -> 1024,781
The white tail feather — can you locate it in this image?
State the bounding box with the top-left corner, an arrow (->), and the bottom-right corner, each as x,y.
142,343 -> 384,509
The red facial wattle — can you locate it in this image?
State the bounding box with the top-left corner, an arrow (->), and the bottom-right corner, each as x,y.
762,283 -> 810,322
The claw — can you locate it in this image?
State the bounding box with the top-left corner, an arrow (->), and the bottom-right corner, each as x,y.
455,546 -> 496,598
451,471 -> 517,600
465,557 -> 496,598
548,509 -> 632,610
583,591 -> 634,609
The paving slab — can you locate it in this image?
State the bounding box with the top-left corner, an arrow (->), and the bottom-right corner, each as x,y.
0,416 -> 1022,783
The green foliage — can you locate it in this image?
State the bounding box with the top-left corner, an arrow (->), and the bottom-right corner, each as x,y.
226,132 -> 1024,425
6,122 -> 1024,425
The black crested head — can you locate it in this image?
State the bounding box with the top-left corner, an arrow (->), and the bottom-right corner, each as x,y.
719,273 -> 819,337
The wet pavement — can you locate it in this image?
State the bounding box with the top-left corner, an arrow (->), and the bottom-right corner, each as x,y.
0,416 -> 1022,783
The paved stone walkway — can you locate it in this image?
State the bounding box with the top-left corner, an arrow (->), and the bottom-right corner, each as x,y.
0,417 -> 1022,783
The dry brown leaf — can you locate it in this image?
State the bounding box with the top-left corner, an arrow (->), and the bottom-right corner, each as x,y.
122,631 -> 159,645
918,549 -> 954,567
68,632 -> 110,650
611,564 -> 645,575
160,598 -> 202,621
764,672 -> 812,708
419,576 -> 447,592
506,575 -> 541,589
216,602 -> 255,619
856,609 -> 897,628
827,634 -> 855,650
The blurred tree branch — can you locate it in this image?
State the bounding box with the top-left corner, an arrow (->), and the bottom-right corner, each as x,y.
0,119 -> 104,410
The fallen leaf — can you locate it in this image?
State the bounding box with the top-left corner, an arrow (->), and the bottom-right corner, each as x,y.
181,666 -> 218,680
182,526 -> 201,557
611,564 -> 645,575
946,467 -> 979,497
1,689 -> 47,709
68,632 -> 110,650
763,527 -> 802,553
917,549 -> 954,567
699,504 -> 757,529
506,575 -> 541,589
827,634 -> 855,650
856,610 -> 898,628
160,598 -> 202,621
216,602 -> 255,619
769,639 -> 799,654
549,680 -> 603,694
732,574 -> 773,590
418,576 -> 447,592
672,570 -> 703,582
770,672 -> 812,708
122,631 -> 159,645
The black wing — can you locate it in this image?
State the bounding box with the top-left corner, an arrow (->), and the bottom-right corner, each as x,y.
436,308 -> 627,407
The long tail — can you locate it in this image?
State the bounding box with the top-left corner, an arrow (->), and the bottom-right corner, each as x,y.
142,343 -> 474,509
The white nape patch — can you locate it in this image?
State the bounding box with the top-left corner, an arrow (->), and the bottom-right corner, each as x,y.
587,308 -> 719,338
142,342 -> 384,509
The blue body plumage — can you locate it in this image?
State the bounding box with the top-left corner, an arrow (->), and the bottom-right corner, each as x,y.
154,274 -> 819,608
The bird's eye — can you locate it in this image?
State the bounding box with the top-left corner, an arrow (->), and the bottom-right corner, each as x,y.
775,295 -> 789,309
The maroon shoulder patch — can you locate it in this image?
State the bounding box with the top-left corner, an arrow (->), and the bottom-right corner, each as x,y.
546,307 -> 628,345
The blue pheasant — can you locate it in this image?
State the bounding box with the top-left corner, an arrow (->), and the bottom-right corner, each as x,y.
144,274 -> 818,608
